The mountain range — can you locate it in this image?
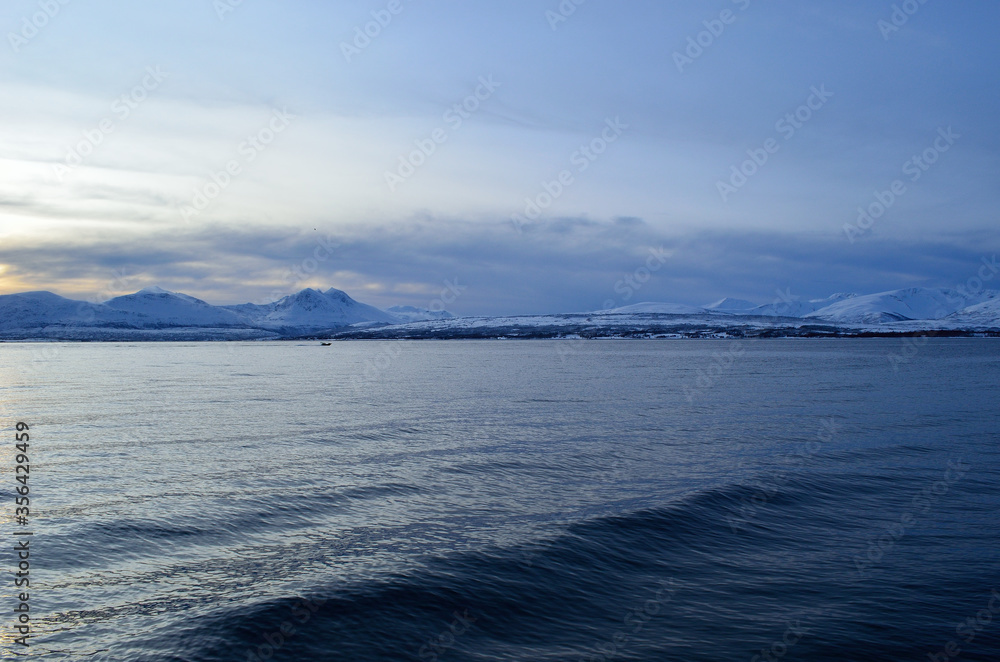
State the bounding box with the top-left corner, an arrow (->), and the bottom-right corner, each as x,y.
0,286 -> 447,340
0,285 -> 997,340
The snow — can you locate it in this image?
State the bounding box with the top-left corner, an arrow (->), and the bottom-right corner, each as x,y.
0,291 -> 131,330
105,287 -> 245,327
385,305 -> 454,322
805,287 -> 997,324
750,293 -> 857,317
136,285 -> 171,296
224,287 -> 397,329
946,296 -> 1000,327
597,302 -> 707,315
704,298 -> 758,312
0,285 -> 997,340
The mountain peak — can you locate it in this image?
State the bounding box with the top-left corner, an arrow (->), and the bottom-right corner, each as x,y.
323,287 -> 352,302
804,287 -> 997,324
137,285 -> 173,295
252,286 -> 393,326
106,282 -> 222,308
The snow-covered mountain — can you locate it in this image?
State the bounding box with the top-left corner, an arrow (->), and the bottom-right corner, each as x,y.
704,298 -> 758,312
340,287 -> 999,340
599,302 -> 707,315
385,305 -> 454,322
0,286 -> 399,337
943,296 -> 1000,327
225,287 -> 397,329
0,285 -> 997,340
0,291 -> 132,330
105,286 -> 246,327
805,287 -> 997,324
750,293 -> 857,317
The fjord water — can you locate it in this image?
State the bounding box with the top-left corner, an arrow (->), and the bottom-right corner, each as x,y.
2,339 -> 998,661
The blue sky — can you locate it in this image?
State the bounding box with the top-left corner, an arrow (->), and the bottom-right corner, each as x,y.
0,0 -> 997,314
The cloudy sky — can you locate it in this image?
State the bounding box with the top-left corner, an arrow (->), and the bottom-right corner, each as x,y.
0,0 -> 997,315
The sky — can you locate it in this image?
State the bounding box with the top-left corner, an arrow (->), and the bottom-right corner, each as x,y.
0,0 -> 997,315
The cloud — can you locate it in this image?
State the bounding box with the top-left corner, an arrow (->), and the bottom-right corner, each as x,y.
0,2 -> 997,314
0,218 -> 995,315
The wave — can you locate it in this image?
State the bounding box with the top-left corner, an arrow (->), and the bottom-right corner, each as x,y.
65,474 -> 1000,661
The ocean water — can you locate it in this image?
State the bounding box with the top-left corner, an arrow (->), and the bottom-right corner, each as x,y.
1,339 -> 998,661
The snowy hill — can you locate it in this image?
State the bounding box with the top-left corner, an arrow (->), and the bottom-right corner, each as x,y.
805,288 -> 997,324
0,291 -> 132,330
598,302 -> 707,315
0,285 -> 997,340
750,293 -> 857,318
227,287 -> 397,329
104,286 -> 246,327
0,286 -> 398,338
385,305 -> 454,322
944,296 -> 1000,327
704,298 -> 758,312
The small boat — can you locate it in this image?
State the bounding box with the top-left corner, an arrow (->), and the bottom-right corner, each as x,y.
320,342 -> 332,346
